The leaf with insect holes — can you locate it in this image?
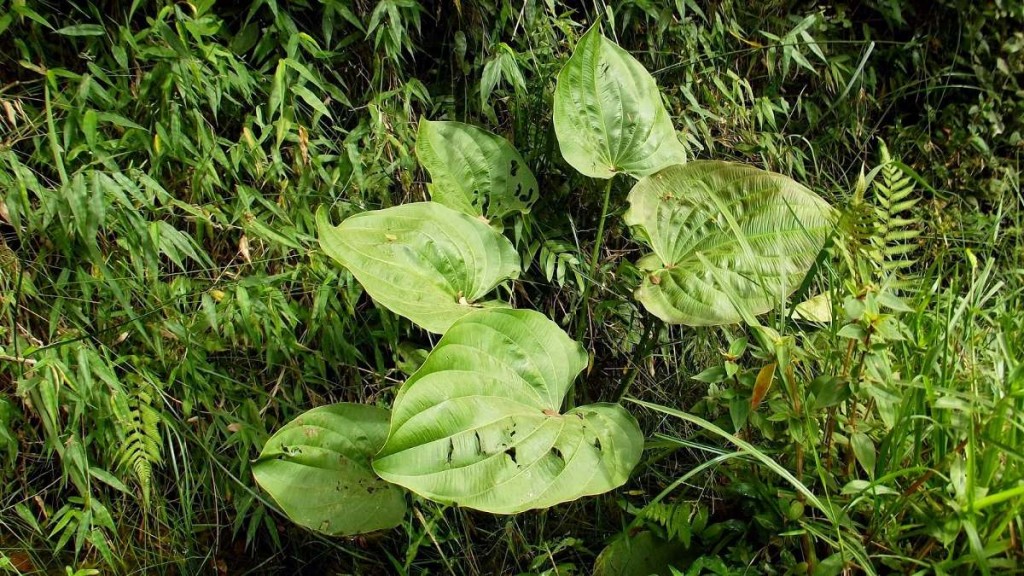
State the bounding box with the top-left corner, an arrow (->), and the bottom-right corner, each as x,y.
624,161 -> 835,326
252,403 -> 407,536
416,120 -> 538,221
373,309 -> 644,514
317,203 -> 521,334
553,26 -> 687,179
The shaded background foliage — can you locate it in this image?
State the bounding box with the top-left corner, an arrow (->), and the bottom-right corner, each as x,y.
0,0 -> 1021,573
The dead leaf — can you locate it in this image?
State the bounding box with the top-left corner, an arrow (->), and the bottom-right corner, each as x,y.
239,235 -> 251,264
751,362 -> 776,408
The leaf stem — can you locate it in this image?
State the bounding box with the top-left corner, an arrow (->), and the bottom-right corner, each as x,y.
575,176 -> 616,341
0,353 -> 36,366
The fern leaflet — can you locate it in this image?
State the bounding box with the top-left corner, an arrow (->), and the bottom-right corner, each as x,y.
642,501 -> 694,547
118,385 -> 162,510
869,142 -> 922,279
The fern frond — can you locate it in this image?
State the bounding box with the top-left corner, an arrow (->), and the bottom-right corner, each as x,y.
642,501 -> 694,547
0,241 -> 17,276
0,240 -> 18,293
868,142 -> 923,284
118,387 -> 162,510
833,171 -> 875,279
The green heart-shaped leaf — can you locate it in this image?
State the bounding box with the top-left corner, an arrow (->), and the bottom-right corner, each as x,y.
373,309 -> 643,514
252,403 -> 407,536
553,26 -> 687,179
317,202 -> 521,334
416,120 -> 538,221
624,161 -> 835,326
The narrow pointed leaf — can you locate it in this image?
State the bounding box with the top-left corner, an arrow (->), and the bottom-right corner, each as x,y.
374,309 -> 644,514
252,403 -> 407,536
553,26 -> 687,179
416,120 -> 538,221
317,202 -> 521,334
624,161 -> 835,326
751,362 -> 776,408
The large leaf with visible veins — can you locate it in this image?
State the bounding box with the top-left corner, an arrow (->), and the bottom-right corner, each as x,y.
416,120 -> 538,221
553,26 -> 687,179
317,203 -> 520,334
252,403 -> 407,536
624,161 -> 835,326
373,309 -> 643,514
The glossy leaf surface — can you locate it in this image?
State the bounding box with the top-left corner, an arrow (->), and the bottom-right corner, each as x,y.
252,403 -> 406,536
374,309 -> 643,514
416,120 -> 538,221
624,161 -> 834,325
553,26 -> 687,179
317,203 -> 520,334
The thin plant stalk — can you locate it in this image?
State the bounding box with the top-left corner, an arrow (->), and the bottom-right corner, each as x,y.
575,176 -> 616,341
615,314 -> 657,402
565,177 -> 616,411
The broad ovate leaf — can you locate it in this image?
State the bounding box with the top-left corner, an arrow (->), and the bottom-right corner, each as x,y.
373,309 -> 643,514
794,293 -> 834,323
416,120 -> 538,221
317,202 -> 520,334
553,26 -> 687,179
252,403 -> 406,536
624,161 -> 835,326
593,530 -> 690,576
